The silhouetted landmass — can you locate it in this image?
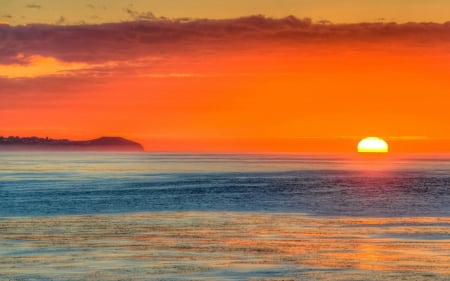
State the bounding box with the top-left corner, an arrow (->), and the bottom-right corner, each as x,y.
0,136 -> 144,152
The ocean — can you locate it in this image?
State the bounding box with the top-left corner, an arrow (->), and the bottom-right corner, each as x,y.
1,152 -> 449,280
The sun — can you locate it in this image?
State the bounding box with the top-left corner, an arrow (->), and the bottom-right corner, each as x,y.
357,137 -> 389,153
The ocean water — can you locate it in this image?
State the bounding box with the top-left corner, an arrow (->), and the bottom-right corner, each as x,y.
0,152 -> 449,280
1,152 -> 449,217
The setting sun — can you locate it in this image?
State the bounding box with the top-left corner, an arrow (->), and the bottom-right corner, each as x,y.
357,137 -> 389,153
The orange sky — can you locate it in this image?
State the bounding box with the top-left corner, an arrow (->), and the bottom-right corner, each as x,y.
1,18 -> 449,152
3,0 -> 450,25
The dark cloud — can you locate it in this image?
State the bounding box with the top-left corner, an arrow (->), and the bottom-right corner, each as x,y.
26,4 -> 42,9
0,15 -> 449,65
56,16 -> 65,25
124,8 -> 158,21
2,14 -> 12,19
317,19 -> 332,25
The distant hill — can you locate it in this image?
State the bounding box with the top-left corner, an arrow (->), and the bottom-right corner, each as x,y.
0,136 -> 144,152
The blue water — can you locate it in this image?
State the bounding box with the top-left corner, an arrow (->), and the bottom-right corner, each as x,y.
0,152 -> 449,217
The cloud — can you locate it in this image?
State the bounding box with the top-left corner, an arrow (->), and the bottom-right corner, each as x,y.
139,72 -> 215,78
124,8 -> 158,21
87,3 -> 106,10
26,4 -> 42,9
0,54 -> 89,78
2,14 -> 12,19
0,16 -> 449,77
55,16 -> 65,25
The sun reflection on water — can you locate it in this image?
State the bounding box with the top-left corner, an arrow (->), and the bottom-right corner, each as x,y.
1,212 -> 448,280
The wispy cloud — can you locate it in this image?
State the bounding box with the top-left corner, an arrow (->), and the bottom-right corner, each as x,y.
55,16 -> 65,25
124,8 -> 158,21
26,4 -> 42,9
0,54 -> 89,78
86,3 -> 106,10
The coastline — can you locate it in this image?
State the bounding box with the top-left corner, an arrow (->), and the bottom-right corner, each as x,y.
0,136 -> 144,152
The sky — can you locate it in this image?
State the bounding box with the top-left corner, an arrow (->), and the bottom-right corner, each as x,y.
1,1 -> 449,152
2,0 -> 450,25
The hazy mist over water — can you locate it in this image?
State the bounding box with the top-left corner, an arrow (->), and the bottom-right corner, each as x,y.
0,152 -> 449,217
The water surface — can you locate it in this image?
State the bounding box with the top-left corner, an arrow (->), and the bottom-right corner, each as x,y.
0,152 -> 449,280
0,152 -> 449,217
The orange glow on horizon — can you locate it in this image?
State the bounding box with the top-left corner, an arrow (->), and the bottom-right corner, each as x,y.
1,19 -> 449,153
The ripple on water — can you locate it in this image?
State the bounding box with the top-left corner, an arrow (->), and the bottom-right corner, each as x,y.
0,212 -> 449,281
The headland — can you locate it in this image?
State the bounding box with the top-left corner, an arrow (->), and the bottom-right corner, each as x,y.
0,136 -> 144,152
